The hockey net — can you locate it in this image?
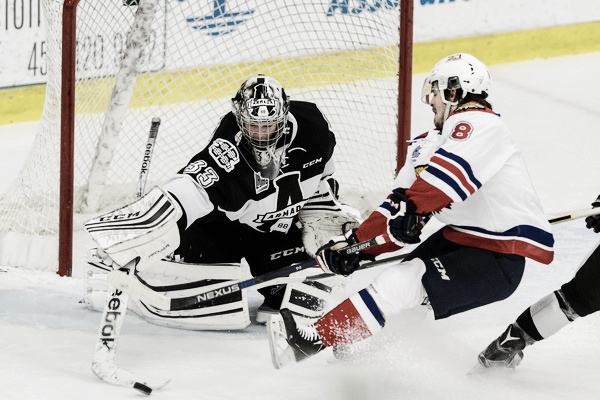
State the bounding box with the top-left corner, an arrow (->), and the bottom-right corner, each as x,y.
0,0 -> 407,275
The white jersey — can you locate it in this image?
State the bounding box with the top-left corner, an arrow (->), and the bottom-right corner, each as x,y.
359,102 -> 554,264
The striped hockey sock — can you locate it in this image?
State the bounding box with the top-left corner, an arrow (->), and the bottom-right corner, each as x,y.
315,288 -> 386,347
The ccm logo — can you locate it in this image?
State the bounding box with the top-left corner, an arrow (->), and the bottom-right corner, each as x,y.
270,247 -> 305,260
303,158 -> 322,168
432,258 -> 450,281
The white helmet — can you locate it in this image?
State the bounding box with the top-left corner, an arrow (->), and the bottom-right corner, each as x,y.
421,53 -> 491,105
232,74 -> 290,179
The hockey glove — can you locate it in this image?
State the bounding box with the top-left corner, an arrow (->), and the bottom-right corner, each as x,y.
315,229 -> 368,276
388,188 -> 429,244
585,194 -> 600,233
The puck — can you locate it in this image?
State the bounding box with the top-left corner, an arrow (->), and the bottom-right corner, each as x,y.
133,382 -> 153,395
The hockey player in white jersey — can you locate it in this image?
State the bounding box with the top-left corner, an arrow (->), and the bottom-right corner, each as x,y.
478,195 -> 600,369
84,75 -> 360,329
267,53 -> 555,366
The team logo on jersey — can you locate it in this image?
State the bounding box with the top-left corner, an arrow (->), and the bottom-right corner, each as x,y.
254,172 -> 269,194
184,160 -> 219,188
449,121 -> 473,141
411,145 -> 422,161
254,172 -> 304,232
209,138 -> 239,172
254,204 -> 303,223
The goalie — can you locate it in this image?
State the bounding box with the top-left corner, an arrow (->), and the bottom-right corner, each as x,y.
84,74 -> 361,330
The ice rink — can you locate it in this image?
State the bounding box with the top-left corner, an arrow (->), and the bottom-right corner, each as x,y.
1,52 -> 600,399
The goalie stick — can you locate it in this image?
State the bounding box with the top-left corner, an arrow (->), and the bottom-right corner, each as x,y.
91,117 -> 169,395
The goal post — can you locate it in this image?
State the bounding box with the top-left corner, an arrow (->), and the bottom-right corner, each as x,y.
59,0 -> 78,277
0,0 -> 414,276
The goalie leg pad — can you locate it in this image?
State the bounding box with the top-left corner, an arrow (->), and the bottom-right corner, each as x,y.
279,268 -> 347,321
84,249 -> 113,312
128,259 -> 250,330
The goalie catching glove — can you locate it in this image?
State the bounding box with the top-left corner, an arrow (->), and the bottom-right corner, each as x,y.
387,188 -> 430,245
297,176 -> 362,257
315,229 -> 373,276
84,186 -> 183,271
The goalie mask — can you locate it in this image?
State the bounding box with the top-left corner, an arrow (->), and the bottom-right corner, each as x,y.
421,53 -> 491,122
232,75 -> 290,179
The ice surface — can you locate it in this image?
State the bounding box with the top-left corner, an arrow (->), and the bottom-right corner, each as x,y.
1,53 -> 600,400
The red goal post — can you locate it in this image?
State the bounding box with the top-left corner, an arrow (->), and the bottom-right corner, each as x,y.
0,0 -> 414,276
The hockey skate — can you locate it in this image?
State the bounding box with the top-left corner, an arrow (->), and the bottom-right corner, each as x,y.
256,302 -> 279,324
477,324 -> 527,369
267,308 -> 324,369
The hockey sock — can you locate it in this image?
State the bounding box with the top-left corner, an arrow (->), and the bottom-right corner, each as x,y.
516,290 -> 577,342
314,288 -> 386,347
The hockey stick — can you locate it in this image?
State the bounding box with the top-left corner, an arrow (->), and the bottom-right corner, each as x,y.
107,233 -> 406,311
548,208 -> 600,225
109,205 -> 600,312
91,117 -> 168,395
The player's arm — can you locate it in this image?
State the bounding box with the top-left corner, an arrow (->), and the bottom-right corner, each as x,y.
410,118 -> 513,213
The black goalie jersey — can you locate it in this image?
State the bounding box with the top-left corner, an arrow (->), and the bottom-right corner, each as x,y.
161,100 -> 336,234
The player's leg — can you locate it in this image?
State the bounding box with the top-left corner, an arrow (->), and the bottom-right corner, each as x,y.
269,257 -> 426,365
479,241 -> 600,368
243,224 -> 345,323
270,234 -> 525,365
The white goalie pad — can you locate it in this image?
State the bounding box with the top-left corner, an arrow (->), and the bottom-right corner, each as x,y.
298,177 -> 363,257
279,267 -> 347,322
84,187 -> 183,270
84,257 -> 250,330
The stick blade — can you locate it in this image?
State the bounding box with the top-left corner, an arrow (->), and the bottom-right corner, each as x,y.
92,360 -> 170,394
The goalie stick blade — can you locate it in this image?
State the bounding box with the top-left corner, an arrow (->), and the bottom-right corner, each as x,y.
92,359 -> 171,394
267,313 -> 297,370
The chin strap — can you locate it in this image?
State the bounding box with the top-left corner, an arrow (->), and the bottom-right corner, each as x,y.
441,95 -> 458,124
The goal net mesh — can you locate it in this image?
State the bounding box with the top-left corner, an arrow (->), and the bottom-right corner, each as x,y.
0,0 -> 401,271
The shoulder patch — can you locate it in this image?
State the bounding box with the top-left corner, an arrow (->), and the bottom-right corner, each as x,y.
209,138 -> 239,172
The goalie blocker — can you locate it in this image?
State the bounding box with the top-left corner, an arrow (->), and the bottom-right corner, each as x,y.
84,186 -> 182,271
